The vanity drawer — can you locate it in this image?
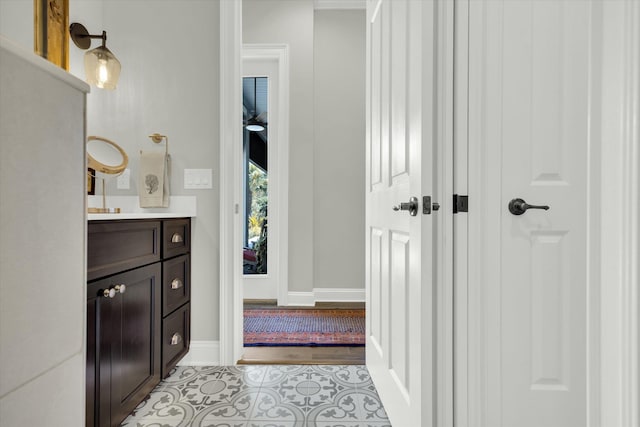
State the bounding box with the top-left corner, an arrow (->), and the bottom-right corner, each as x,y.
162,255 -> 190,314
162,303 -> 190,378
162,219 -> 190,258
88,221 -> 161,281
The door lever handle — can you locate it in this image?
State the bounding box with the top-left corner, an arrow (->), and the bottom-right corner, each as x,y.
508,198 -> 550,215
393,196 -> 419,216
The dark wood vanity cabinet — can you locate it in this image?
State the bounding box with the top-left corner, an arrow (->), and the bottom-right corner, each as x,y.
87,218 -> 191,427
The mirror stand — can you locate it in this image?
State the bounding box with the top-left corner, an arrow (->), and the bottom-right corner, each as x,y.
87,136 -> 128,214
88,178 -> 121,214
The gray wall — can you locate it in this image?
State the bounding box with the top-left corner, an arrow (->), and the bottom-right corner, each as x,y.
0,1 -> 364,363
0,0 -> 221,344
87,0 -> 221,343
243,0 -> 316,294
313,9 -> 366,289
243,1 -> 366,294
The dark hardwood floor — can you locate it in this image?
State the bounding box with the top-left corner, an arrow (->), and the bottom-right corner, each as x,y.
238,346 -> 365,365
238,300 -> 366,365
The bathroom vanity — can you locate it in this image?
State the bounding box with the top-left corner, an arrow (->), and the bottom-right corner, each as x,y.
86,216 -> 191,427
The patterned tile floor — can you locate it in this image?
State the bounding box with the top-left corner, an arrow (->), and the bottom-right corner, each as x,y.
121,365 -> 391,427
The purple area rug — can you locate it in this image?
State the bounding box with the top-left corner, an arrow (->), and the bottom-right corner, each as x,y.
243,308 -> 365,346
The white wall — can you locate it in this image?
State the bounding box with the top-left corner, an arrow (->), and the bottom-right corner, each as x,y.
313,9 -> 365,290
0,38 -> 88,426
243,0 -> 316,294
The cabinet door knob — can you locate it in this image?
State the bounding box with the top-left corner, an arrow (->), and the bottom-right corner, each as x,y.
171,233 -> 184,243
170,333 -> 183,346
171,279 -> 183,290
114,284 -> 126,294
102,288 -> 116,298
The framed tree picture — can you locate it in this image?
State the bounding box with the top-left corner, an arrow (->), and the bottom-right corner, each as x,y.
34,0 -> 69,70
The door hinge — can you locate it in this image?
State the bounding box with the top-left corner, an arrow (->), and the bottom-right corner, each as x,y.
453,194 -> 468,213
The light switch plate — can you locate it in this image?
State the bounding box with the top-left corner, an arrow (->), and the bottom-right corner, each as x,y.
117,168 -> 130,190
184,168 -> 213,189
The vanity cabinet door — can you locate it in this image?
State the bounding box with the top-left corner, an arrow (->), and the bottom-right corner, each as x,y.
86,287 -> 97,427
87,263 -> 161,427
109,263 -> 162,426
87,277 -> 116,427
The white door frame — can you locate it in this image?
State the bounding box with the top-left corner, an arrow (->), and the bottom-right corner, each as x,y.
219,0 -> 290,364
597,1 -> 640,424
241,44 -> 290,304
219,0 -> 243,365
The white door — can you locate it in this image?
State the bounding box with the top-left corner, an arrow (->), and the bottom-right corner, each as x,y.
240,45 -> 289,304
242,57 -> 278,300
365,0 -> 437,425
466,1 -> 595,425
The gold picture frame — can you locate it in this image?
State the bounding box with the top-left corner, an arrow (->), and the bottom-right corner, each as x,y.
87,168 -> 96,195
34,0 -> 69,70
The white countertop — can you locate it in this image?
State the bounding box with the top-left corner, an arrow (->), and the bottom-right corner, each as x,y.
87,196 -> 196,221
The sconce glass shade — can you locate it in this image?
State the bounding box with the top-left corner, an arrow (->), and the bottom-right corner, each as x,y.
84,46 -> 121,90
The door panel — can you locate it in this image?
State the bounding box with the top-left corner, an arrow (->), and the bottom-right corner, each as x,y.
365,0 -> 436,425
369,228 -> 383,348
468,1 -> 592,425
389,231 -> 410,392
111,263 -> 161,426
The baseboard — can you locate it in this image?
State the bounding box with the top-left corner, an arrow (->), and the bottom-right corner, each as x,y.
286,292 -> 315,306
286,288 -> 365,306
177,341 -> 220,366
313,287 -> 365,302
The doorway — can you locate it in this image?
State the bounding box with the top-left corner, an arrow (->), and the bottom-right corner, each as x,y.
239,45 -> 289,307
241,48 -> 287,302
234,4 -> 368,365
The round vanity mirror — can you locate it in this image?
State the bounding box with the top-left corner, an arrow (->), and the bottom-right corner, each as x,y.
87,136 -> 128,176
87,136 -> 128,214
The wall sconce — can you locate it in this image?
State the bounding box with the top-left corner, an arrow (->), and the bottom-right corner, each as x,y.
69,23 -> 121,90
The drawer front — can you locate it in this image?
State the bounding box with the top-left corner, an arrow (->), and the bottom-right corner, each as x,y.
162,255 -> 190,315
88,221 -> 161,281
163,219 -> 190,258
162,303 -> 190,378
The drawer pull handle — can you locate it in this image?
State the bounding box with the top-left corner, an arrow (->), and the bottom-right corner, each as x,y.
171,233 -> 184,243
102,288 -> 116,299
114,284 -> 126,294
170,333 -> 182,346
171,279 -> 183,290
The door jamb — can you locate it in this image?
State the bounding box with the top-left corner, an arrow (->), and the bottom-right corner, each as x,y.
219,0 -> 243,365
219,4 -> 291,366
241,44 -> 290,306
436,0 -> 456,425
598,1 -> 640,424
